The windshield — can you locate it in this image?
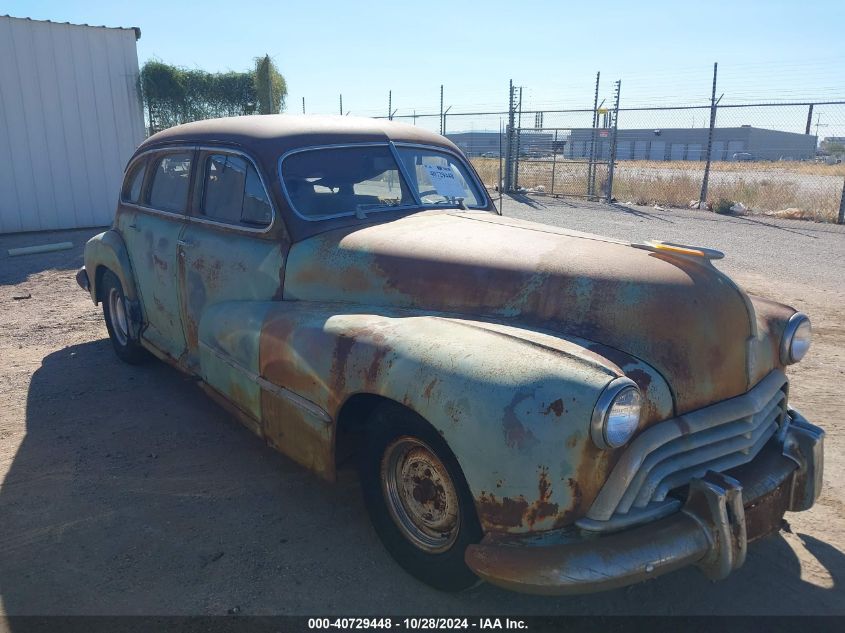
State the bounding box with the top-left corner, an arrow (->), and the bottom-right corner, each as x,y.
280,143 -> 484,220
395,145 -> 483,208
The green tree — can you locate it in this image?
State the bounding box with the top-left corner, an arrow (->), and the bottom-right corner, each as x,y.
254,54 -> 287,115
139,56 -> 287,134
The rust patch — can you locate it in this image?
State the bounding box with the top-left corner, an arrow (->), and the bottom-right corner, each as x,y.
565,435 -> 578,449
553,477 -> 584,528
626,368 -> 652,392
152,253 -> 168,272
261,387 -> 334,481
477,492 -> 529,529
445,398 -> 467,427
363,342 -> 390,390
544,398 -> 566,417
329,335 -> 356,408
423,378 -> 438,400
524,467 -> 559,528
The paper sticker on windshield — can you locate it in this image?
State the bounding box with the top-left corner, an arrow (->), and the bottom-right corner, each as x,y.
422,164 -> 466,198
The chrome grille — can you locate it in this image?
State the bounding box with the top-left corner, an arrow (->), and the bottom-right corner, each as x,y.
577,369 -> 788,532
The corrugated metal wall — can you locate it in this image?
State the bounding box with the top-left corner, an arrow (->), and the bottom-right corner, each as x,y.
0,16 -> 145,233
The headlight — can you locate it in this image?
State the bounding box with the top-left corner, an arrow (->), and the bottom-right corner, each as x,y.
590,378 -> 642,449
781,313 -> 812,365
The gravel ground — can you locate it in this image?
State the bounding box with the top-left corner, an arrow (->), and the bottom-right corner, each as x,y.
1,202 -> 843,616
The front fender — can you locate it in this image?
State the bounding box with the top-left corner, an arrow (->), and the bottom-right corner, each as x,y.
198,301 -> 674,534
83,230 -> 139,304
256,303 -> 648,534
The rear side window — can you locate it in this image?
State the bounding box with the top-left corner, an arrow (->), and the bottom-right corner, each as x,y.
121,161 -> 146,203
202,153 -> 272,227
147,153 -> 193,213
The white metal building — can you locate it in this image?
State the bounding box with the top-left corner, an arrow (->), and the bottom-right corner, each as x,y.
0,15 -> 145,233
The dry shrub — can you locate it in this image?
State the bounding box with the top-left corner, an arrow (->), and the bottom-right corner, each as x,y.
470,157 -> 844,222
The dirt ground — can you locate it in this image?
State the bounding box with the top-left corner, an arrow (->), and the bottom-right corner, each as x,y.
1,205 -> 843,615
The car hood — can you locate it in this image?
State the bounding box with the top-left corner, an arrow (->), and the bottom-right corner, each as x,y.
284,211 -> 785,414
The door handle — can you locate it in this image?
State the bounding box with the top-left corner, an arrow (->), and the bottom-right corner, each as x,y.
127,223 -> 139,231
177,239 -> 194,247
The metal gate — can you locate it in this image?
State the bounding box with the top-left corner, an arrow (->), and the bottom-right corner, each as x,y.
504,79 -> 621,201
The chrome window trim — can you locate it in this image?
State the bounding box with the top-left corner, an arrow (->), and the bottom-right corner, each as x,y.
192,145 -> 277,235
277,141 -> 490,222
120,158 -> 148,205
119,144 -> 277,235
120,146 -> 197,220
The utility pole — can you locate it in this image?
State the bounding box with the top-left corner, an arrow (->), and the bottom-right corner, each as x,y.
699,62 -> 719,207
815,112 -> 825,137
805,104 -> 814,135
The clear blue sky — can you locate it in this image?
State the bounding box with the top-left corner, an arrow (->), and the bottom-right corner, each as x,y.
6,0 -> 844,132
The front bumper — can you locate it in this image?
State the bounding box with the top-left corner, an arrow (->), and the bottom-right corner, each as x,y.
464,410 -> 824,595
76,267 -> 90,291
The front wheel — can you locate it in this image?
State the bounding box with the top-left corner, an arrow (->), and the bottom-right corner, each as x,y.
101,270 -> 147,365
359,402 -> 483,591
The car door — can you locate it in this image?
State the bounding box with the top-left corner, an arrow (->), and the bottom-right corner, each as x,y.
116,149 -> 193,361
177,148 -> 286,416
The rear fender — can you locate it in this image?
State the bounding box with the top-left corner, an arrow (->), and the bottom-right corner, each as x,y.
84,230 -> 139,305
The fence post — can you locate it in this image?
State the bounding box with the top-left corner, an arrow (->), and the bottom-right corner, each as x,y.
551,130 -> 558,195
587,72 -> 600,198
606,80 -> 621,203
504,80 -> 515,192
838,179 -> 845,224
700,62 -> 719,207
439,85 -> 444,135
514,86 -> 523,190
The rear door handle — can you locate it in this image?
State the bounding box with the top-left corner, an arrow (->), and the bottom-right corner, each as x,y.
127,223 -> 139,231
177,239 -> 194,247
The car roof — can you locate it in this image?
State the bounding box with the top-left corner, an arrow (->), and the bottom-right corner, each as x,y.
132,115 -> 478,243
138,114 -> 457,158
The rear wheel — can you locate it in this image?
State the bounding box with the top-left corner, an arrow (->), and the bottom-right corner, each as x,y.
359,401 -> 482,591
101,270 -> 147,365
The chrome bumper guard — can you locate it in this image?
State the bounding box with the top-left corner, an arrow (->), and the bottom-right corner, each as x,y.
464,409 -> 823,595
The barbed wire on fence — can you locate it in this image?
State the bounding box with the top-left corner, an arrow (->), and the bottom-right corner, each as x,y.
294,69 -> 845,223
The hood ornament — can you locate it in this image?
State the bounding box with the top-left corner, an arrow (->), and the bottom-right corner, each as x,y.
631,240 -> 725,260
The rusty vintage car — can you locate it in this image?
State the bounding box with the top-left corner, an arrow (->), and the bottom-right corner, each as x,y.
77,115 -> 824,595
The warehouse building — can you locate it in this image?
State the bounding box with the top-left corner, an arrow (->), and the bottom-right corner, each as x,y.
0,15 -> 145,233
450,126 -> 817,162
565,126 -> 817,161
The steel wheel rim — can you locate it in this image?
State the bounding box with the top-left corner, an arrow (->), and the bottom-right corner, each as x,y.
381,436 -> 460,553
108,287 -> 129,346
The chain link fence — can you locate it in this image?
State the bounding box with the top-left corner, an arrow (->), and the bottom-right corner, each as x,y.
372,84 -> 845,223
